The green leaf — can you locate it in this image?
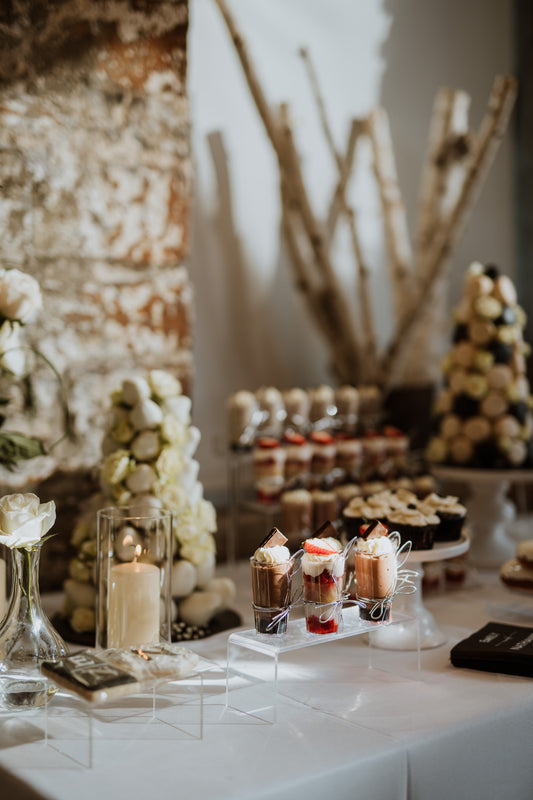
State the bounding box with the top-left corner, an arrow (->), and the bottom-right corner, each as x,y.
0,431 -> 45,470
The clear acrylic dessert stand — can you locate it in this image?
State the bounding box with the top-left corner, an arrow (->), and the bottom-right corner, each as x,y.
225,605 -> 420,722
369,535 -> 470,650
0,660 -> 214,770
432,465 -> 533,569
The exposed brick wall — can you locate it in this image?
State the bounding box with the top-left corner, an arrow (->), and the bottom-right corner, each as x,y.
0,1 -> 193,584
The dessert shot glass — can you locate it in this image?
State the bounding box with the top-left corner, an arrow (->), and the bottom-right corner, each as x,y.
302,548 -> 345,634
354,531 -> 410,622
250,555 -> 296,634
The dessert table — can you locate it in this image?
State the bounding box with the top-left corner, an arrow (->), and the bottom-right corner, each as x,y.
1,562 -> 533,800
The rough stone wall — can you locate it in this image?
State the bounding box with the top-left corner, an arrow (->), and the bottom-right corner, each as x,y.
0,1 -> 193,585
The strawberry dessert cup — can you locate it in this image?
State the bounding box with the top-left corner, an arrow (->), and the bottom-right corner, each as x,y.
302,537 -> 345,634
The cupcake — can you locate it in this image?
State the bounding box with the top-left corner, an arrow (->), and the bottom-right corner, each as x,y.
387,506 -> 438,550
420,493 -> 466,541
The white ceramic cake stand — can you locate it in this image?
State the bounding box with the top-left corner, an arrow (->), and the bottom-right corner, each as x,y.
370,536 -> 470,651
432,466 -> 533,569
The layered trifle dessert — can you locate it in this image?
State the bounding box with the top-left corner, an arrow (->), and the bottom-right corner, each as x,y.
302,536 -> 344,634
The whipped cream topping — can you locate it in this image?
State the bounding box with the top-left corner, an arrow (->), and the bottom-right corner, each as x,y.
253,545 -> 291,564
356,537 -> 396,557
302,552 -> 344,578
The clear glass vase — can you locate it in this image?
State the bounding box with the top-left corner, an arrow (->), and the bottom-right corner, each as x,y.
0,544 -> 68,710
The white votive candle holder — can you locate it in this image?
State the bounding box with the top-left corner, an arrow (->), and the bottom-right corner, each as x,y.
96,507 -> 173,649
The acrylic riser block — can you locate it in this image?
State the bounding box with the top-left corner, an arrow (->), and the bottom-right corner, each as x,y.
225,605 -> 421,723
0,661 -> 215,770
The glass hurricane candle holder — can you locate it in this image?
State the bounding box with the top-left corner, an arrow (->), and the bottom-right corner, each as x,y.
96,507 -> 173,650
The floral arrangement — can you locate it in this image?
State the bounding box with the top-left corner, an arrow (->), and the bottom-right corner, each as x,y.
0,268 -> 47,468
65,370 -> 235,639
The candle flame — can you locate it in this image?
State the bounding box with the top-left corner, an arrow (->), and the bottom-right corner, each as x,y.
135,544 -> 142,560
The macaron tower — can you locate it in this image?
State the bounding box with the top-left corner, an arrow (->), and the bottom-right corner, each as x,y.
427,263 -> 533,468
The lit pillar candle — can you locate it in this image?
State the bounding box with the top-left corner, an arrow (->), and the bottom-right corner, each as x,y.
107,561 -> 160,648
0,558 -> 6,621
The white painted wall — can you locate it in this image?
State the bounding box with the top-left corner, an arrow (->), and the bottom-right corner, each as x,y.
188,0 -> 514,492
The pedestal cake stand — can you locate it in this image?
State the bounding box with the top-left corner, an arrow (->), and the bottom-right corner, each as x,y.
370,535 -> 470,651
432,466 -> 533,569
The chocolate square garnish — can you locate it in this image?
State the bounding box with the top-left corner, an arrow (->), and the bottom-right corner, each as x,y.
314,520 -> 338,539
259,526 -> 288,548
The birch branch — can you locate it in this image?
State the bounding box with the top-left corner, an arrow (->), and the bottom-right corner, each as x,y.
367,107 -> 413,327
214,0 -> 280,147
415,89 -> 471,277
325,119 -> 364,242
277,102 -> 363,379
382,74 -> 517,385
300,47 -> 378,366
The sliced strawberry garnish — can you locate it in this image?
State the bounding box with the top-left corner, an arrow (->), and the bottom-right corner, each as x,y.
383,425 -> 404,438
304,539 -> 337,555
309,431 -> 334,445
283,431 -> 306,445
257,437 -> 280,449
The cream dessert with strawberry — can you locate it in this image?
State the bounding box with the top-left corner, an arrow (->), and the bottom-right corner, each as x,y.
355,520 -> 397,622
302,536 -> 344,634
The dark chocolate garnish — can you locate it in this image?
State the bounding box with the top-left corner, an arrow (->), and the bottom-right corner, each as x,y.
259,526 -> 288,548
360,519 -> 380,539
314,520 -> 338,539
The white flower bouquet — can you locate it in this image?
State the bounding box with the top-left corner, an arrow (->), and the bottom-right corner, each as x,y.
0,266 -> 70,469
65,371 -> 235,638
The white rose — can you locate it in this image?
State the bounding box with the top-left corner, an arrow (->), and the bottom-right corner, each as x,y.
183,426 -> 201,458
101,450 -> 131,486
148,370 -> 182,400
131,430 -> 161,461
174,508 -> 198,543
176,460 -> 199,491
112,486 -> 132,506
180,532 -> 216,566
121,377 -> 151,407
112,418 -> 135,445
126,463 -> 157,494
130,399 -> 163,431
160,415 -> 187,446
188,482 -> 203,508
0,493 -> 56,550
196,498 -> 217,534
162,395 -> 191,425
156,447 -> 185,481
153,482 -> 187,512
0,320 -> 27,377
0,268 -> 42,324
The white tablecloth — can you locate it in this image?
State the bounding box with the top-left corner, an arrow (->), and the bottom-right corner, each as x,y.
1,563 -> 533,800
